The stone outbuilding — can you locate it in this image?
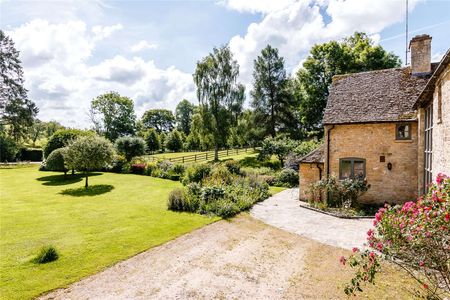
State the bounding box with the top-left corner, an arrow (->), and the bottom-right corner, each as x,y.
299,34 -> 449,204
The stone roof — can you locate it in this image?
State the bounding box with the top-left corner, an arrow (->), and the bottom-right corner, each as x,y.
323,66 -> 435,124
299,145 -> 324,164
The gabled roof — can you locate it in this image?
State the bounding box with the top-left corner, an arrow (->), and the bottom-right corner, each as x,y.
299,145 -> 324,164
414,48 -> 450,108
323,66 -> 436,125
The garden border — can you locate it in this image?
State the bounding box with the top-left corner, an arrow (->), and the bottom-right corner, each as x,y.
298,202 -> 375,219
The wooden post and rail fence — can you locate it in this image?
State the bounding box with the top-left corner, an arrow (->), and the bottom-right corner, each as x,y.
146,147 -> 255,164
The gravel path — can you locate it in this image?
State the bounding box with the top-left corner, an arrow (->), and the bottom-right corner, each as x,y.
251,189 -> 373,250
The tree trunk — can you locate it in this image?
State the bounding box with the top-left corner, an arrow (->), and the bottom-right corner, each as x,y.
64,170 -> 67,179
72,168 -> 75,175
85,173 -> 89,188
214,143 -> 219,161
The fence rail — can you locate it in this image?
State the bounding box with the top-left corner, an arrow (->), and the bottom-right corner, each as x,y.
145,147 -> 255,164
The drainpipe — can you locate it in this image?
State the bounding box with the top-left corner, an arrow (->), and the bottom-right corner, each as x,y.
326,125 -> 335,178
316,163 -> 323,180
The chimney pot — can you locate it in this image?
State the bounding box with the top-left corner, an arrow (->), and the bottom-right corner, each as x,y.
409,34 -> 432,75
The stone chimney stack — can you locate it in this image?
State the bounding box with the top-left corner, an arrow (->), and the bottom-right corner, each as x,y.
409,34 -> 432,75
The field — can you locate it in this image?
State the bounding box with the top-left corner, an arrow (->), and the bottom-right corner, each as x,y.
0,166 -> 217,299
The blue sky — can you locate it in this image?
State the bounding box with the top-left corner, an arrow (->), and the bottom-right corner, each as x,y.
2,0 -> 449,127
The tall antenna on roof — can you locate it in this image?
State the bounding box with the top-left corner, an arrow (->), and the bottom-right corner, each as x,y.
405,0 -> 409,65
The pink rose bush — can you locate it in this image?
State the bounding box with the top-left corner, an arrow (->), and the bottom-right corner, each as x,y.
343,173 -> 450,299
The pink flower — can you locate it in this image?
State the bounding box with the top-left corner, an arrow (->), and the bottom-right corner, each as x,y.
445,213 -> 449,222
369,252 -> 376,260
419,261 -> 425,267
352,247 -> 359,253
423,283 -> 429,289
376,242 -> 383,251
339,256 -> 347,265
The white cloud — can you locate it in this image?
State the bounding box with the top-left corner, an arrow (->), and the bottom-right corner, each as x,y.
130,40 -> 158,53
7,20 -> 195,128
219,0 -> 295,14
228,0 -> 421,85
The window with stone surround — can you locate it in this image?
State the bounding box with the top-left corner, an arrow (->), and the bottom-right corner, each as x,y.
396,123 -> 411,140
339,158 -> 366,180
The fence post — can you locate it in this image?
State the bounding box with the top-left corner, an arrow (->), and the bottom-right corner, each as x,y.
195,154 -> 197,162
206,153 -> 208,160
182,157 -> 184,164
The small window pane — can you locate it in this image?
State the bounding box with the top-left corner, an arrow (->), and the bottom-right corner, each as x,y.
340,161 -> 352,179
354,161 -> 365,179
397,124 -> 411,140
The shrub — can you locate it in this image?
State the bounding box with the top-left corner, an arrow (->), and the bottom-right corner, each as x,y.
167,188 -> 186,211
0,133 -> 18,162
182,163 -> 211,185
343,174 -> 450,299
258,137 -> 298,166
108,155 -> 127,173
224,159 -> 241,175
207,164 -> 233,185
45,148 -> 68,174
275,168 -> 299,187
32,246 -> 59,264
258,175 -> 277,186
171,163 -> 185,175
206,199 -> 240,218
308,176 -> 370,208
145,162 -> 158,176
130,163 -> 146,174
115,136 -> 146,161
18,148 -> 43,162
201,186 -> 225,203
44,129 -> 92,158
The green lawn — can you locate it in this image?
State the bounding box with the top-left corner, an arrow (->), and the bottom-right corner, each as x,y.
0,166 -> 217,299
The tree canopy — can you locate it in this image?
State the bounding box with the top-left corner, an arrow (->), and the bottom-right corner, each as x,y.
251,45 -> 295,138
90,92 -> 136,141
175,100 -> 196,135
193,45 -> 243,160
0,30 -> 38,141
292,32 -> 401,136
144,128 -> 160,153
141,109 -> 175,133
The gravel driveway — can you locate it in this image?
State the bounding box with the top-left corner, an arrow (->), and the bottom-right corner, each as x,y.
251,189 -> 373,250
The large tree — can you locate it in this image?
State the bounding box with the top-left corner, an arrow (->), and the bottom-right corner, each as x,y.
293,32 -> 401,136
193,45 -> 242,160
175,99 -> 196,135
141,109 -> 175,133
251,45 -> 294,138
90,92 -> 136,141
0,30 -> 38,141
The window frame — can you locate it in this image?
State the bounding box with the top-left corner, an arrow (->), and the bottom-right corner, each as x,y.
339,158 -> 366,180
396,123 -> 412,140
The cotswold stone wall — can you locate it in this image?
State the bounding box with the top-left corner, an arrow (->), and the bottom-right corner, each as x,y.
432,63 -> 450,176
299,163 -> 323,200
324,123 -> 418,204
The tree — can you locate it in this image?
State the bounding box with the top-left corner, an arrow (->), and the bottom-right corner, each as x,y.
45,148 -> 68,176
258,137 -> 298,166
144,128 -> 160,153
293,32 -> 401,136
251,45 -> 294,138
114,136 -> 146,161
166,130 -> 183,152
43,121 -> 65,138
141,109 -> 175,133
65,135 -> 115,188
0,132 -> 18,162
28,119 -> 45,147
185,113 -> 213,151
193,45 -> 242,160
90,92 -> 136,141
0,30 -> 38,141
43,129 -> 93,158
175,100 -> 196,135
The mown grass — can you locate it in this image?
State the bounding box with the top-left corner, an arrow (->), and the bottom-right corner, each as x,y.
0,166 -> 218,299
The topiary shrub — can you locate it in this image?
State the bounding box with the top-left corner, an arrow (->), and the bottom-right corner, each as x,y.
45,148 -> 68,175
44,129 -> 92,158
114,136 -> 146,162
19,148 -> 43,162
32,245 -> 59,264
275,168 -> 299,187
0,133 -> 18,162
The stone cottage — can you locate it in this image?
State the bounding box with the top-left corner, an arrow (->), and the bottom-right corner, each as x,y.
299,34 -> 449,204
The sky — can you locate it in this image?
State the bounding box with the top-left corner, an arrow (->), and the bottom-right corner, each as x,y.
1,0 -> 449,128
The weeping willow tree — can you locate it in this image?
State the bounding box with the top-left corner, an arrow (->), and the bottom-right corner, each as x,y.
193,45 -> 244,161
